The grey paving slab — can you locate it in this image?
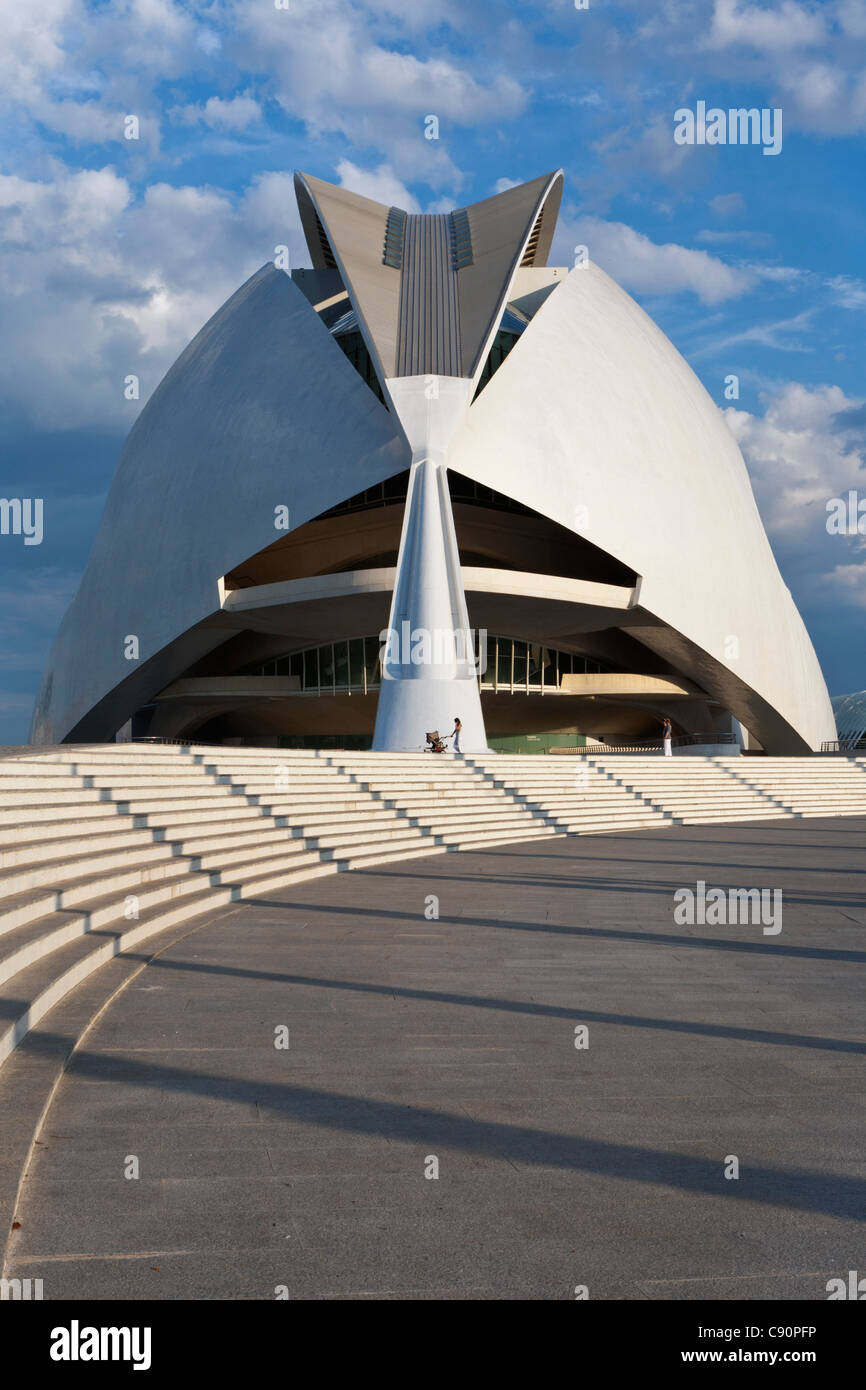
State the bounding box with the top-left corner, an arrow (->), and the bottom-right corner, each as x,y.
3,819 -> 864,1299
636,1273 -> 842,1300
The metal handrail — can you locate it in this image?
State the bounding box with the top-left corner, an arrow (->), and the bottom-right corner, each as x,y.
821,738 -> 866,754
551,731 -> 738,755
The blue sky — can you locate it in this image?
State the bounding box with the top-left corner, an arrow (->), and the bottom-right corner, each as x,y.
1,0 -> 865,742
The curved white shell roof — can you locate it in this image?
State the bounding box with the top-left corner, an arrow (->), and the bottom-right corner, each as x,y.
30,179 -> 834,752
30,264 -> 407,743
448,261 -> 835,752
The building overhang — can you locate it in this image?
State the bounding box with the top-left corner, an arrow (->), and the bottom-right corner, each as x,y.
221,565 -> 639,641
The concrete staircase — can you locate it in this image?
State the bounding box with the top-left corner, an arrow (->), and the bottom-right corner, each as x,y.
1,745 -> 865,1070
581,754 -> 866,825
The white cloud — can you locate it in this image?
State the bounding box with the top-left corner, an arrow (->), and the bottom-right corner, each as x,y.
171,93 -> 262,132
826,274 -> 866,309
196,27 -> 223,55
0,165 -> 307,430
705,0 -> 828,52
821,560 -> 866,607
0,0 -> 78,105
0,0 -> 214,155
709,192 -> 746,216
335,160 -> 421,211
747,263 -> 810,287
425,194 -> 458,213
234,0 -> 526,188
696,228 -> 771,245
838,0 -> 866,37
691,309 -> 815,358
724,384 -> 866,598
554,214 -> 753,304
693,1 -> 866,135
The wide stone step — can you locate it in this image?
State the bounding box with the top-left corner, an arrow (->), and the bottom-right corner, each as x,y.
0,784 -> 369,813
435,825 -> 564,850
0,804 -> 400,862
375,796 -> 511,813
563,816 -> 672,833
411,801 -> 552,822
0,838 -> 185,897
659,803 -> 792,816
0,800 -> 151,829
0,786 -> 116,806
350,779 -> 499,793
0,893 -> 225,1066
0,854 -> 210,939
324,835 -> 446,870
0,841 -> 336,989
117,795 -> 382,822
411,813 -> 551,835
0,820 -> 335,890
513,793 -> 668,808
555,810 -> 671,826
0,799 -> 184,827
0,774 -> 98,793
0,818 -> 143,857
0,853 -> 338,1066
0,809 -> 431,936
678,810 -> 798,824
628,791 -> 781,803
0,831 -> 412,1062
306,824 -> 429,850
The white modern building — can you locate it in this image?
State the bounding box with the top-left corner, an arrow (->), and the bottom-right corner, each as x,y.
31,171 -> 835,754
832,692 -> 866,749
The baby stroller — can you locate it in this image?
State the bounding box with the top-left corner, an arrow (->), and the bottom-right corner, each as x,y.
425,730 -> 448,754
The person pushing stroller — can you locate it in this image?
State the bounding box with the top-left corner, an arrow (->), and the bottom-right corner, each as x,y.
424,718 -> 462,753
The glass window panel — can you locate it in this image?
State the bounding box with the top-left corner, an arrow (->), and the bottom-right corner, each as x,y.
320,645 -> 335,686
476,630 -> 490,682
348,638 -> 364,687
290,653 -> 303,680
365,635 -> 381,685
512,640 -> 527,685
497,637 -> 512,686
304,648 -> 319,690
334,642 -> 349,689
528,643 -> 543,687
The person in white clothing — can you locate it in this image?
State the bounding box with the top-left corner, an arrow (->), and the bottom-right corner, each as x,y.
662,717 -> 673,757
451,716 -> 462,753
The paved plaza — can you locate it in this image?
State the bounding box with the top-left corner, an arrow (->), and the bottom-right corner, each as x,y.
3,818 -> 864,1300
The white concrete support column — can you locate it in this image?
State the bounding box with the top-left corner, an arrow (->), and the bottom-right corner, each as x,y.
373,449 -> 487,751
369,375 -> 486,751
372,375 -> 487,751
